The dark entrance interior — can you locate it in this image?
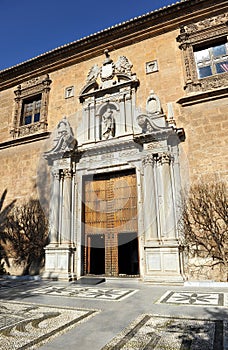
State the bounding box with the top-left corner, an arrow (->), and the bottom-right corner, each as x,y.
86,235 -> 105,275
118,232 -> 139,275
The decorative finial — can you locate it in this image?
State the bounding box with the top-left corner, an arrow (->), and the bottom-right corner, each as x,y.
103,49 -> 113,65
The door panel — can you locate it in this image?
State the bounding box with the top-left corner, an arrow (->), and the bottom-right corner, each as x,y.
83,169 -> 138,276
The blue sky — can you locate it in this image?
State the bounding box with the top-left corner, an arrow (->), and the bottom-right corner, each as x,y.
0,0 -> 178,71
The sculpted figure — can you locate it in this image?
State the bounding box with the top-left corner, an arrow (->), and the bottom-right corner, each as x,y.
102,106 -> 115,139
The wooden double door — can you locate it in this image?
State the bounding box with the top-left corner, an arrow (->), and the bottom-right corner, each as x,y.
82,169 -> 139,276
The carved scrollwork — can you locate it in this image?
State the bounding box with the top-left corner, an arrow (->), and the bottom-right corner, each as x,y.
44,117 -> 77,159
186,13 -> 228,33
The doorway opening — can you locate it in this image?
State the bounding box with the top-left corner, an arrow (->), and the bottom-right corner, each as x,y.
118,232 -> 139,275
86,234 -> 105,275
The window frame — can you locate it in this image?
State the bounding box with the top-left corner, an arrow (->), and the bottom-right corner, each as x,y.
176,13 -> 228,93
11,74 -> 51,138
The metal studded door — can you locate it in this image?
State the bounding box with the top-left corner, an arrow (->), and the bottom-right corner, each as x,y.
82,169 -> 138,276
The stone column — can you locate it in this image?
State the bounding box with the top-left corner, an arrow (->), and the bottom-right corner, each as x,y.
60,169 -> 72,244
142,154 -> 158,240
49,169 -> 60,245
158,152 -> 176,239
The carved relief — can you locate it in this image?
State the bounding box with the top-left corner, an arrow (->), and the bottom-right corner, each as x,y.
186,13 -> 228,33
81,49 -> 136,96
86,64 -> 100,83
79,50 -> 139,143
44,117 -> 76,160
115,56 -> 133,75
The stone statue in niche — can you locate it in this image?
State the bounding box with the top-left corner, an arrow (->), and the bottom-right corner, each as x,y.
102,105 -> 115,139
146,90 -> 162,115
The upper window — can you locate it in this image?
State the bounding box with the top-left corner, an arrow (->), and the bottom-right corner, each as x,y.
11,74 -> 51,138
21,94 -> 42,125
176,13 -> 228,94
194,42 -> 228,79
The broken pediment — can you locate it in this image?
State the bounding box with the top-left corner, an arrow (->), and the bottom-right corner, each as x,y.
79,50 -> 139,100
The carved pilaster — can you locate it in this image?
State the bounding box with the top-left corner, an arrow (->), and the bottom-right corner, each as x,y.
157,152 -> 176,240
143,153 -> 158,240
60,168 -> 72,244
49,168 -> 60,244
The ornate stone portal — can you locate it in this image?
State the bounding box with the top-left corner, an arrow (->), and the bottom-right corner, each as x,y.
43,51 -> 185,283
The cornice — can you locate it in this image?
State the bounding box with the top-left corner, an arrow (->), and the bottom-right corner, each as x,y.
0,0 -> 227,91
177,86 -> 228,106
0,132 -> 50,150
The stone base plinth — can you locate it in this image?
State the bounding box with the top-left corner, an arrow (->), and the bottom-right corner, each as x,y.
43,245 -> 77,281
143,245 -> 184,284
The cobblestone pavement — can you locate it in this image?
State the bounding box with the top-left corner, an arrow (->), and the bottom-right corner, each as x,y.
0,277 -> 227,349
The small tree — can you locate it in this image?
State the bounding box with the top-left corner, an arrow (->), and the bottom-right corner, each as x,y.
5,199 -> 49,275
181,180 -> 228,281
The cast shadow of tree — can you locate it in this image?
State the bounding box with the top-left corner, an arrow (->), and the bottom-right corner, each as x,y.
4,198 -> 49,276
163,307 -> 227,350
0,189 -> 16,274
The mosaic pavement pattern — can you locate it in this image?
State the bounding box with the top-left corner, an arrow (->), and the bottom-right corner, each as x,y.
157,291 -> 228,307
102,314 -> 225,350
0,300 -> 97,349
27,285 -> 138,301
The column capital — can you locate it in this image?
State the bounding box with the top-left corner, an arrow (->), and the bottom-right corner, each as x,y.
62,168 -> 72,178
142,154 -> 155,168
52,169 -> 60,179
157,152 -> 173,165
